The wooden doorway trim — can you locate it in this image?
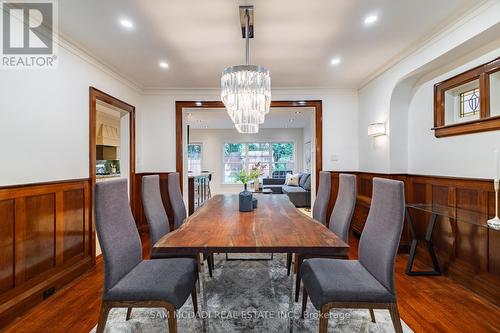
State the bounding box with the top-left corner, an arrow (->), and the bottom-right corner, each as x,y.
89,87 -> 136,252
175,100 -> 322,192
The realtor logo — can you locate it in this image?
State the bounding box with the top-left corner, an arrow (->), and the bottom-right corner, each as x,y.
1,0 -> 58,68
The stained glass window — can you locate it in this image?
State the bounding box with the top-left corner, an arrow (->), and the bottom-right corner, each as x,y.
459,88 -> 480,118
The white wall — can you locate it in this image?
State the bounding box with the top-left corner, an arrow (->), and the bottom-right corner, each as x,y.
0,41 -> 141,186
302,112 -> 314,172
357,0 -> 500,174
138,88 -> 359,176
190,128 -> 304,194
408,49 -> 500,179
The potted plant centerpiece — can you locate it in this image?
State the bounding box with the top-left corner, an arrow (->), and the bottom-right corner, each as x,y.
234,169 -> 260,212
251,162 -> 266,192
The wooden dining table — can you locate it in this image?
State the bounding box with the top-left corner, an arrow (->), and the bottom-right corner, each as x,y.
154,194 -> 349,257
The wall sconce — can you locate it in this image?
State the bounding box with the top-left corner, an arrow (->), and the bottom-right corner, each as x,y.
367,122 -> 386,137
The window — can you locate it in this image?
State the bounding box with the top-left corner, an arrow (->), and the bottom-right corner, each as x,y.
223,143 -> 245,183
460,88 -> 480,118
272,143 -> 294,175
223,142 -> 295,183
434,56 -> 500,137
187,143 -> 202,174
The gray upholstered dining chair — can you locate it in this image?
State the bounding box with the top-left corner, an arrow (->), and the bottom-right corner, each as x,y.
300,178 -> 405,333
287,171 -> 332,276
95,179 -> 199,333
294,173 -> 356,301
142,175 -> 212,277
168,172 -> 187,230
167,172 -> 214,274
312,171 -> 332,225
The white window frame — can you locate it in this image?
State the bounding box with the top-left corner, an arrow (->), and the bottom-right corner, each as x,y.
222,141 -> 296,184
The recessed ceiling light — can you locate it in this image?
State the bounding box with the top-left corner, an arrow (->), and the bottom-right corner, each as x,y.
195,101 -> 202,106
295,111 -> 301,115
119,19 -> 134,29
330,57 -> 341,65
364,14 -> 378,25
159,61 -> 169,69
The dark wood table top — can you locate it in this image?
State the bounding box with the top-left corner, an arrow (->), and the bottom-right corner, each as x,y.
154,194 -> 349,256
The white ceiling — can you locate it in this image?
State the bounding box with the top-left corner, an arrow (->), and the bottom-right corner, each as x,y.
59,0 -> 481,89
185,107 -> 314,129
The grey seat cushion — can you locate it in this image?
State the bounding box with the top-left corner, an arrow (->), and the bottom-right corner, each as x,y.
282,185 -> 307,193
263,185 -> 284,193
104,258 -> 198,309
301,258 -> 395,309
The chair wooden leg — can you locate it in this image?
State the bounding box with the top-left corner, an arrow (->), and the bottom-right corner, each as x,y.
166,306 -> 177,333
295,255 -> 304,302
369,308 -> 376,323
126,307 -> 132,320
207,253 -> 213,277
197,254 -> 202,274
301,287 -> 308,319
191,287 -> 199,316
286,253 -> 292,276
96,302 -> 111,333
319,304 -> 329,333
389,303 -> 403,333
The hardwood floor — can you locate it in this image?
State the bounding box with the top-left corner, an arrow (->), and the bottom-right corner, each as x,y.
3,234 -> 499,333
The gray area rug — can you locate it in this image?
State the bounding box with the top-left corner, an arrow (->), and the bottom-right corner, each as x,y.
91,254 -> 413,332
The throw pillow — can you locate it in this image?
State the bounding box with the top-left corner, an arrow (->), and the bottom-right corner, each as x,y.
286,173 -> 300,186
299,173 -> 309,188
302,175 -> 311,191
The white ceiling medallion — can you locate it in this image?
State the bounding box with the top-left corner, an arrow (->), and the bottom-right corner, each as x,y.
221,5 -> 271,134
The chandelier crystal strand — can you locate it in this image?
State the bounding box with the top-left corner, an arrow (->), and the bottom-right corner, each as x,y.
221,7 -> 271,134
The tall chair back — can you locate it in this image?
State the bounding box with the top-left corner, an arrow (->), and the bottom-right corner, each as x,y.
359,178 -> 405,294
94,179 -> 142,291
168,172 -> 187,229
312,171 -> 332,225
142,175 -> 169,250
329,174 -> 356,243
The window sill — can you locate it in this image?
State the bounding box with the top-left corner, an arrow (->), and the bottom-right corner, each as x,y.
432,115 -> 500,138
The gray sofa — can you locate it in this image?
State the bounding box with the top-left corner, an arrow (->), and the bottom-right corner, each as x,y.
262,173 -> 311,207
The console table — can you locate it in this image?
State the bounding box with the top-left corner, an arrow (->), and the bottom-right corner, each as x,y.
405,203 -> 499,276
188,172 -> 212,215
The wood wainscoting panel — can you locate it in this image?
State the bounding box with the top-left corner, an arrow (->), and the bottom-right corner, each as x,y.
23,194 -> 56,282
62,189 -> 86,263
456,187 -> 488,270
329,172 -> 411,251
327,171 -> 498,306
0,200 -> 15,294
0,179 -> 93,329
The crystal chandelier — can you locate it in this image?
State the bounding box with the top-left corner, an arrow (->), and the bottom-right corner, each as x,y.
221,6 -> 271,134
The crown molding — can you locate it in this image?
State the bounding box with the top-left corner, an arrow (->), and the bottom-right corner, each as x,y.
141,86 -> 356,95
56,32 -> 143,93
358,0 -> 495,89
